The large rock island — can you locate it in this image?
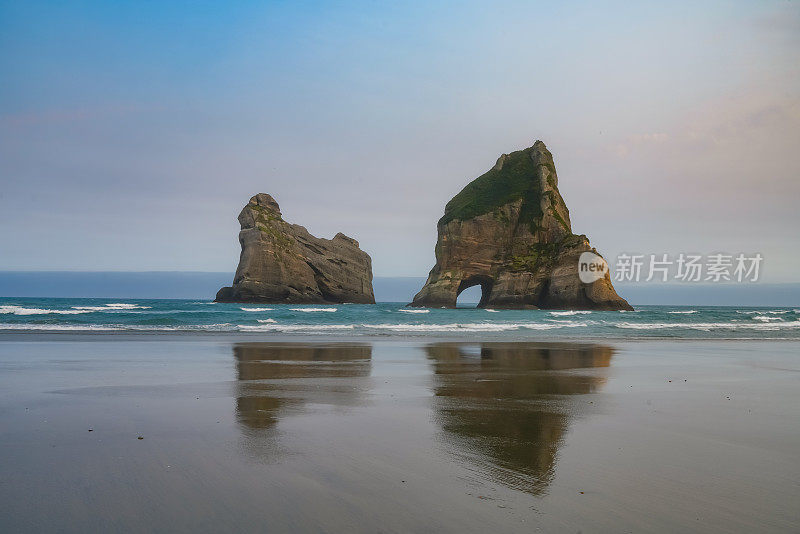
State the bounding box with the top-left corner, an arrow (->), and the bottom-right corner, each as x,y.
411,141 -> 632,310
216,194 -> 375,304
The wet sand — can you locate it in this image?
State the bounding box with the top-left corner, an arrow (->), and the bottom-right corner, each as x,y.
0,337 -> 797,532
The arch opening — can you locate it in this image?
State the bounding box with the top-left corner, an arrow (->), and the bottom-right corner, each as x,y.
456,276 -> 493,308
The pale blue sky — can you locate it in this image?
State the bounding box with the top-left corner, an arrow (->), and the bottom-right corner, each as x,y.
1,0 -> 798,280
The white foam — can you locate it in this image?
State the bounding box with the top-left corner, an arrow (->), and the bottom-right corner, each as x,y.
613,320 -> 800,331
362,322 -> 587,332
485,309 -> 499,313
363,323 -> 523,332
0,323 -> 120,331
72,303 -> 151,311
399,309 -> 429,314
105,303 -> 151,309
0,323 -> 239,332
549,310 -> 592,316
668,310 -> 698,314
241,307 -> 273,312
238,324 -> 354,332
544,320 -> 591,327
736,310 -> 790,315
0,305 -> 92,315
753,316 -> 783,322
257,318 -> 277,323
290,308 -> 338,312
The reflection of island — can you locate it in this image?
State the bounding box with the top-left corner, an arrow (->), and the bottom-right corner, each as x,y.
234,343 -> 372,432
425,342 -> 615,495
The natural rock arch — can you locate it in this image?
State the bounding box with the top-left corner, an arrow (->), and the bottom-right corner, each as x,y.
456,275 -> 494,308
410,141 -> 632,310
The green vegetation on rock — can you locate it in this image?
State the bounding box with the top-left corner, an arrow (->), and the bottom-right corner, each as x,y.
254,213 -> 292,248
508,234 -> 585,272
509,242 -> 559,272
440,147 -> 542,227
250,203 -> 282,222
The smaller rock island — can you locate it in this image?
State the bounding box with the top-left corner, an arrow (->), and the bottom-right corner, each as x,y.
215,194 -> 375,304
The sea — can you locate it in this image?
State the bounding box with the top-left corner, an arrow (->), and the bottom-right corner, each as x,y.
1,297 -> 799,339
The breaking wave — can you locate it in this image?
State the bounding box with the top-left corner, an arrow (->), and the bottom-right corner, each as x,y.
0,305 -> 92,315
613,320 -> 800,331
238,324 -> 355,332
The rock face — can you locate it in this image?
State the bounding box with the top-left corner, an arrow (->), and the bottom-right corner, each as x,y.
216,194 -> 375,304
410,141 -> 632,310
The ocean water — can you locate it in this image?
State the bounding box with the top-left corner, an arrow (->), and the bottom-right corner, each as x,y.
1,298 -> 799,339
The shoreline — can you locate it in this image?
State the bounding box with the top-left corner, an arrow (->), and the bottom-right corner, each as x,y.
3,330 -> 800,343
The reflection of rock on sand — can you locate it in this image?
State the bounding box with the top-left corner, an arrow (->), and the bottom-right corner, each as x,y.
425,343 -> 615,496
233,343 -> 372,432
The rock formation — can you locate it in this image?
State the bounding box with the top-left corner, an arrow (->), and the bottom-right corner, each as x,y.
216,194 -> 375,304
410,141 -> 632,310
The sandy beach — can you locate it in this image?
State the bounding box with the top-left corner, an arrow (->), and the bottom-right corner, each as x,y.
0,335 -> 797,533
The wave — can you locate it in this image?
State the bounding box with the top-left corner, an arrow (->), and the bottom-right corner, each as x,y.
238,324 -> 354,332
290,308 -> 338,312
72,304 -> 152,313
613,320 -> 800,331
0,323 -> 237,332
241,307 -> 273,312
399,309 -> 429,314
549,310 -> 592,316
0,323 -> 120,331
0,305 -> 92,315
363,323 -> 523,332
668,310 -> 698,314
545,319 -> 591,326
71,304 -> 152,312
485,309 -> 499,313
363,321 -> 588,332
235,322 -> 587,333
256,318 -> 277,323
736,310 -> 790,315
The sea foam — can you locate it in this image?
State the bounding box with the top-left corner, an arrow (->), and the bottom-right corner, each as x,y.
0,305 -> 92,315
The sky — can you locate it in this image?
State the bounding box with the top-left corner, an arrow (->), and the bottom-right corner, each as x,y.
1,0 -> 798,281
